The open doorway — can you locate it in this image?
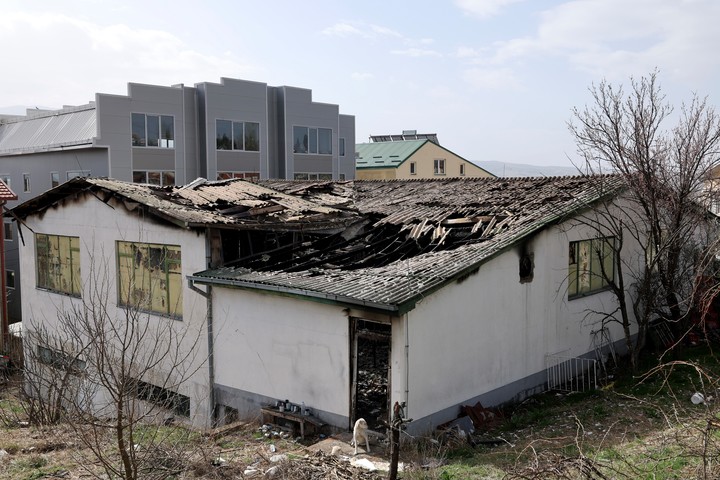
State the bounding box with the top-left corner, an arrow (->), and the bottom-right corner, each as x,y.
351,318 -> 391,431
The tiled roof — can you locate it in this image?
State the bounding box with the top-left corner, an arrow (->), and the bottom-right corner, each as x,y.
355,140 -> 427,168
0,180 -> 17,201
195,176 -> 624,313
0,105 -> 97,155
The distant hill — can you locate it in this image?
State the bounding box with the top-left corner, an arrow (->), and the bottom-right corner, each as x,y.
477,161 -> 579,178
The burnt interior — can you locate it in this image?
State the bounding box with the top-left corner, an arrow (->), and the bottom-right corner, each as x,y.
354,320 -> 391,431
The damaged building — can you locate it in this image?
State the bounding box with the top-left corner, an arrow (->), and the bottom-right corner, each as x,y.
9,174 -> 635,433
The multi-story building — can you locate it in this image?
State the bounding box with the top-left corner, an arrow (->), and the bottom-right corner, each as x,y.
0,76 -> 355,324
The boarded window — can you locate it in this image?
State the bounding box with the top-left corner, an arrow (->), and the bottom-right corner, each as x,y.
117,241 -> 182,318
35,234 -> 81,296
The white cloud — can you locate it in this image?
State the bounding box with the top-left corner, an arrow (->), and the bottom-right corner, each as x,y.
455,0 -> 527,19
391,48 -> 442,58
351,72 -> 374,81
486,0 -> 720,81
321,23 -> 364,37
462,68 -> 521,90
0,12 -> 260,107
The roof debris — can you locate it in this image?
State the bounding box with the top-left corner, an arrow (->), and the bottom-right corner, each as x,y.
10,175 -> 624,314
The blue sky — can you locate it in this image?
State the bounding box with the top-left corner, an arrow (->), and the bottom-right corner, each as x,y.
1,0 -> 719,167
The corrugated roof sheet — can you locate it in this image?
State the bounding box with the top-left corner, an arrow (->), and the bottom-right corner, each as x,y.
0,105 -> 97,155
196,176 -> 625,313
10,175 -> 624,313
355,140 -> 427,168
10,177 -> 350,231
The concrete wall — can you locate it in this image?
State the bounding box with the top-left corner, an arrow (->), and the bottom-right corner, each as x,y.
196,78 -> 269,181
0,148 -> 110,323
17,194 -> 211,426
279,86 -> 341,179
96,83 -> 194,185
395,214 -> 637,433
211,288 -> 351,427
338,114 -> 356,180
357,142 -> 493,180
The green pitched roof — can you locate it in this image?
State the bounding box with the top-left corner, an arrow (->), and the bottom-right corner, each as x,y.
355,139 -> 427,169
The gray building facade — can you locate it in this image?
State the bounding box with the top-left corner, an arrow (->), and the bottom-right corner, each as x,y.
0,76 -> 355,324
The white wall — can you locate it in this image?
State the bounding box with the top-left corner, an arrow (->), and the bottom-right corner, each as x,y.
212,288 -> 350,424
18,193 -> 211,426
396,215 -> 639,428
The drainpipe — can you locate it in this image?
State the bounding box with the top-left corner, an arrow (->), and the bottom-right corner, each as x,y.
188,279 -> 215,427
404,312 -> 410,414
0,201 -> 7,353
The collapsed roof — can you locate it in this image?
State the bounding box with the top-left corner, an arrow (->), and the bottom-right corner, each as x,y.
9,175 -> 623,314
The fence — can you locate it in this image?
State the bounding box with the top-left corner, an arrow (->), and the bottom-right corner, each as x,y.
545,354 -> 597,393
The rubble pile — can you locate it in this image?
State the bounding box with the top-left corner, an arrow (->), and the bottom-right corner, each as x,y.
356,340 -> 389,429
272,451 -> 383,479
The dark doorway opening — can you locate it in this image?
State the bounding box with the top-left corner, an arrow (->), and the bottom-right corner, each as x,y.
352,318 -> 391,431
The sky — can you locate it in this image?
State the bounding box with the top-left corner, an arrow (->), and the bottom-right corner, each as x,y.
1,0 -> 719,167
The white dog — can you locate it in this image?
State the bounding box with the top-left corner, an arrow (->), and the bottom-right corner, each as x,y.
353,418 -> 370,455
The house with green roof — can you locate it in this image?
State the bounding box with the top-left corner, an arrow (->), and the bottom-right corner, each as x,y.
355,133 -> 494,180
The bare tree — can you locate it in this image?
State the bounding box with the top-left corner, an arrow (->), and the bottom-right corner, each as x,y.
568,71 -> 720,369
23,249 -> 205,480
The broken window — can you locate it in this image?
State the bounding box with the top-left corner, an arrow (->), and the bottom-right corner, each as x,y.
38,345 -> 86,373
568,237 -> 615,298
117,241 -> 182,318
35,233 -> 81,297
135,379 -> 190,417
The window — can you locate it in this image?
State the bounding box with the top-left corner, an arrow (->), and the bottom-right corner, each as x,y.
6,270 -> 14,289
51,172 -> 60,187
339,138 -> 346,157
410,162 -> 417,175
293,126 -> 332,154
135,379 -> 190,417
216,120 -> 260,151
568,237 -> 615,298
131,113 -> 174,148
0,175 -> 10,187
4,221 -> 12,241
434,159 -> 446,175
133,170 -> 176,187
38,345 -> 86,373
460,164 -> 466,176
36,234 -> 81,296
67,170 -> 90,180
117,241 -> 182,317
339,173 -> 346,181
217,171 -> 259,181
23,173 -> 30,193
294,173 -> 333,180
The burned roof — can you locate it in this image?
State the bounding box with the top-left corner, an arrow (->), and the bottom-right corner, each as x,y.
8,177 -> 352,231
192,176 -> 624,313
10,174 -> 623,314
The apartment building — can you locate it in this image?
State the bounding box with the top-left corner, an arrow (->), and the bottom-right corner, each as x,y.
0,76 -> 355,323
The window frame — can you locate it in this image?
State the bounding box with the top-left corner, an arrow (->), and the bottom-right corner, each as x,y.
460,163 -> 466,176
51,172 -> 60,188
35,233 -> 81,297
38,345 -> 86,373
568,237 -> 616,299
216,119 -> 260,152
116,241 -> 183,318
132,113 -> 174,148
132,170 -> 176,187
293,125 -> 333,155
4,221 -> 12,242
135,379 -> 190,417
22,173 -> 30,193
433,159 -> 446,175
410,161 -> 417,175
